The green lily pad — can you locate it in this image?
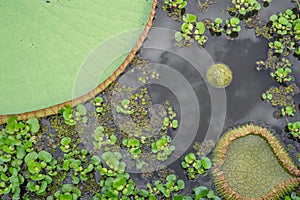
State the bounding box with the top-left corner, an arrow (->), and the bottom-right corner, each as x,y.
206,63 -> 233,88
213,124 -> 300,199
0,0 -> 154,115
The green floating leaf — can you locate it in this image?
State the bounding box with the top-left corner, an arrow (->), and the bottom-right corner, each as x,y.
194,186 -> 209,198
184,14 -> 197,23
76,104 -> 87,116
200,157 -> 212,169
0,0 -> 154,115
61,137 -> 71,146
270,14 -> 278,22
196,22 -> 206,34
25,152 -> 38,163
26,118 -> 40,133
38,150 -> 53,163
213,124 -> 300,199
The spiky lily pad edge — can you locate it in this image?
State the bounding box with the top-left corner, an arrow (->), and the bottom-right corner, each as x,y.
212,123 -> 300,200
0,0 -> 158,124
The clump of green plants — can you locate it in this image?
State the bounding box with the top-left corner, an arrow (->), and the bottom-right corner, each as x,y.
224,17 -> 241,35
175,14 -> 207,47
261,83 -> 299,107
281,105 -> 297,117
147,174 -> 185,198
25,151 -> 57,195
270,67 -> 293,84
162,0 -> 187,20
256,52 -> 292,71
99,172 -> 137,198
208,18 -> 224,34
227,0 -> 261,16
116,98 -> 134,115
151,136 -> 175,161
74,104 -> 88,124
287,121 -> 300,139
181,152 -> 212,179
122,138 -> 143,158
162,117 -> 179,131
193,186 -> 220,200
93,96 -> 104,114
60,137 -> 72,153
270,9 -> 299,38
100,151 -> 126,174
53,184 -> 81,200
59,105 -> 76,126
269,40 -> 285,54
93,126 -> 117,149
57,148 -> 101,185
284,192 -> 300,200
0,116 -> 40,199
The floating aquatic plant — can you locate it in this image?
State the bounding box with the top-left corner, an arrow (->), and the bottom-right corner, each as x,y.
162,0 -> 187,20
227,0 -> 261,16
25,150 -> 58,195
270,67 -> 293,84
151,136 -> 175,161
53,184 -> 81,200
287,121 -> 300,139
225,17 -> 241,35
147,174 -> 185,198
0,116 -> 40,199
213,124 -> 300,200
281,105 -> 296,117
270,9 -> 299,38
59,105 -> 76,126
175,14 -> 208,47
284,192 -> 300,200
181,152 -> 212,179
261,83 -> 299,108
206,63 -> 233,88
193,186 -> 220,200
209,18 -> 224,34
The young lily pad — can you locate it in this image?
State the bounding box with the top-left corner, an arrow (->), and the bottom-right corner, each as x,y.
206,63 -> 233,88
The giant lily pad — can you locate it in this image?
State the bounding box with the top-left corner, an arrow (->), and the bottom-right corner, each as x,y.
0,0 -> 156,121
213,124 -> 300,200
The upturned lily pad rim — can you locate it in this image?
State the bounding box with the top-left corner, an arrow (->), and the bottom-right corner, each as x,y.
0,0 -> 158,124
212,123 -> 300,200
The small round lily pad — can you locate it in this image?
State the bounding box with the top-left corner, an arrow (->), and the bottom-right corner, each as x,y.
206,63 -> 233,88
